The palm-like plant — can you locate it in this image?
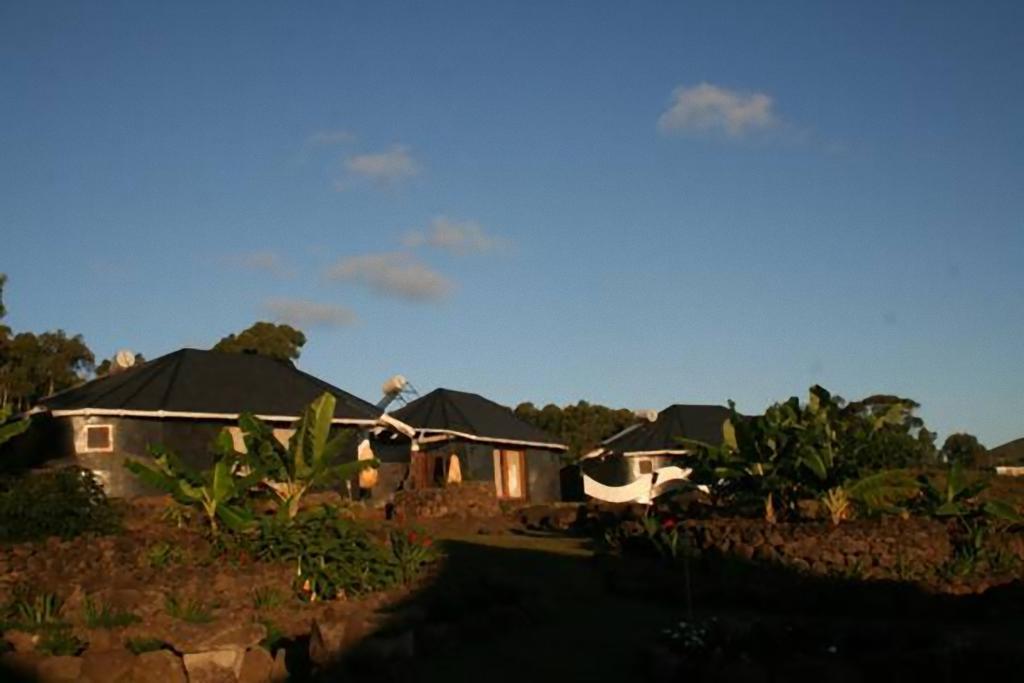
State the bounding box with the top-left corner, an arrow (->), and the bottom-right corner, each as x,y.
0,404 -> 29,447
237,393 -> 376,519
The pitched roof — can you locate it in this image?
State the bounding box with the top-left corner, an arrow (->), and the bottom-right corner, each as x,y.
389,388 -> 567,450
39,348 -> 382,424
600,404 -> 731,456
988,437 -> 1024,467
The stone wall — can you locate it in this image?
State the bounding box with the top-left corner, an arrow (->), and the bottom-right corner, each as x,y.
392,482 -> 501,519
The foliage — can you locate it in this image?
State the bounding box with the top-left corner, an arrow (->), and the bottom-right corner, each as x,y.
821,487 -> 851,526
687,386 -> 938,520
0,467 -> 120,542
125,637 -> 168,655
0,403 -> 29,448
145,541 -> 183,568
640,515 -> 690,563
164,594 -> 213,623
213,322 -> 306,361
125,444 -> 258,536
251,586 -> 284,610
917,462 -> 1022,523
941,432 -> 987,468
844,470 -> 920,515
389,528 -> 437,583
259,619 -> 286,653
236,393 -> 374,519
37,629 -> 87,656
83,597 -> 140,629
6,590 -> 63,628
514,400 -> 640,460
246,507 -> 419,601
0,330 -> 94,411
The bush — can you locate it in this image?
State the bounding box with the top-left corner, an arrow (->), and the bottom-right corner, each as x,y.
0,467 -> 119,542
246,507 -> 424,601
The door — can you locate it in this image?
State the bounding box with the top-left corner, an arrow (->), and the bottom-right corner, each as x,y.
493,449 -> 527,499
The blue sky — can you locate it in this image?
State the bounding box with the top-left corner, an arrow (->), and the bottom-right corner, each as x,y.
2,1 -> 1022,446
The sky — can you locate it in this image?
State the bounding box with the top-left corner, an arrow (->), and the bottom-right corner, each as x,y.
2,1 -> 1022,446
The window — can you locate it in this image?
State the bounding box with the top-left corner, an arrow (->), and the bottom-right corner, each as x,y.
493,449 -> 527,499
83,425 -> 113,453
637,459 -> 653,475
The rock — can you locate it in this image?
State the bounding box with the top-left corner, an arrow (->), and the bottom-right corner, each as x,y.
271,649 -> 289,683
182,649 -> 244,683
130,650 -> 186,683
238,647 -> 275,683
309,616 -> 349,665
361,631 -> 415,661
79,648 -> 136,683
168,621 -> 267,653
4,629 -> 39,653
36,655 -> 83,682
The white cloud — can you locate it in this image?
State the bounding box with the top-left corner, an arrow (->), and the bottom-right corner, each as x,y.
326,252 -> 452,302
262,298 -> 359,328
401,216 -> 508,254
229,251 -> 290,277
341,145 -> 419,186
306,129 -> 355,147
658,83 -> 777,137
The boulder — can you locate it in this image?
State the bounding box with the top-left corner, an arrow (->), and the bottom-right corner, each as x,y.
36,655 -> 82,683
4,629 -> 38,653
130,650 -> 186,683
79,648 -> 136,683
167,621 -> 266,654
238,647 -> 275,683
309,616 -> 349,666
182,649 -> 244,683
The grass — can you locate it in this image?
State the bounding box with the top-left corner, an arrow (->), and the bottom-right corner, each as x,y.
125,636 -> 168,655
259,618 -> 286,653
164,594 -> 213,624
84,597 -> 141,629
252,586 -> 284,610
37,629 -> 86,656
145,541 -> 182,568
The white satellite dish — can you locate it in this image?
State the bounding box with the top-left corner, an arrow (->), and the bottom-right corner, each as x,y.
381,374 -> 408,397
114,349 -> 136,370
635,409 -> 659,422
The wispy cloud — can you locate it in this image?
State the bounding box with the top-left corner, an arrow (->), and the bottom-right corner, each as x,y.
262,298 -> 359,328
401,216 -> 508,254
339,145 -> 419,187
658,83 -> 777,138
228,251 -> 291,278
326,252 -> 452,302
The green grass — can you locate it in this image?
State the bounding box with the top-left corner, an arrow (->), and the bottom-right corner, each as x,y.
125,636 -> 167,655
164,594 -> 213,624
84,597 -> 141,629
251,586 -> 284,610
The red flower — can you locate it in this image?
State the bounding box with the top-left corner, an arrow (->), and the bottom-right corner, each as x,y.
408,531 -> 418,543
422,537 -> 433,548
661,518 -> 677,531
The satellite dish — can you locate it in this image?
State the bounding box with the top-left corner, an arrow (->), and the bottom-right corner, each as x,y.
381,374 -> 408,397
114,349 -> 136,370
635,409 -> 658,422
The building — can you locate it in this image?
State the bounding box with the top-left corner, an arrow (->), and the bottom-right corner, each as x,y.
371,388 -> 568,504
580,403 -> 731,503
1,348 -> 406,496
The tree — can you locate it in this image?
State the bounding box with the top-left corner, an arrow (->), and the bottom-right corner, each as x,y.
941,432 -> 987,468
0,331 -> 94,409
514,400 -> 639,460
213,322 -> 306,361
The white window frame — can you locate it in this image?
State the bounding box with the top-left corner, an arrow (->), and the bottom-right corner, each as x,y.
82,424 -> 115,453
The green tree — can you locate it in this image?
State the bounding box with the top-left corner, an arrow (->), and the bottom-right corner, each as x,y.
514,400 -> 638,460
213,322 -> 306,361
941,432 -> 987,468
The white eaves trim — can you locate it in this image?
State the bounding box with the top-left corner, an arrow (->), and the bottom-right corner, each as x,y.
46,407 -> 410,432
411,427 -> 567,451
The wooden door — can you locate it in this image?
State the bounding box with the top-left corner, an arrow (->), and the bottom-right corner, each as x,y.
493,449 -> 527,499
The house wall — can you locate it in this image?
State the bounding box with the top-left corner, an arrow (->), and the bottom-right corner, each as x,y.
367,438 -> 564,504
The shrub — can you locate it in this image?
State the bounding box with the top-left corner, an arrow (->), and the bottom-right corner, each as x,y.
0,467 -> 119,542
4,589 -> 63,629
389,528 -> 438,584
248,507 -> 405,601
37,629 -> 86,656
145,541 -> 182,568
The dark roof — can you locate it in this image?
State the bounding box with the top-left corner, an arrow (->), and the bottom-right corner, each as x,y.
40,348 -> 381,423
602,404 -> 731,455
989,438 -> 1024,467
389,388 -> 566,450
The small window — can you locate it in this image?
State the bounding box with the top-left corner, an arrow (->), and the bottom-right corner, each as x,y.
83,425 -> 113,453
637,459 -> 653,475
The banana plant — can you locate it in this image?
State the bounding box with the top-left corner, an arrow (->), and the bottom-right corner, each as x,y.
237,392 -> 377,519
125,444 -> 258,536
918,461 -> 1021,523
